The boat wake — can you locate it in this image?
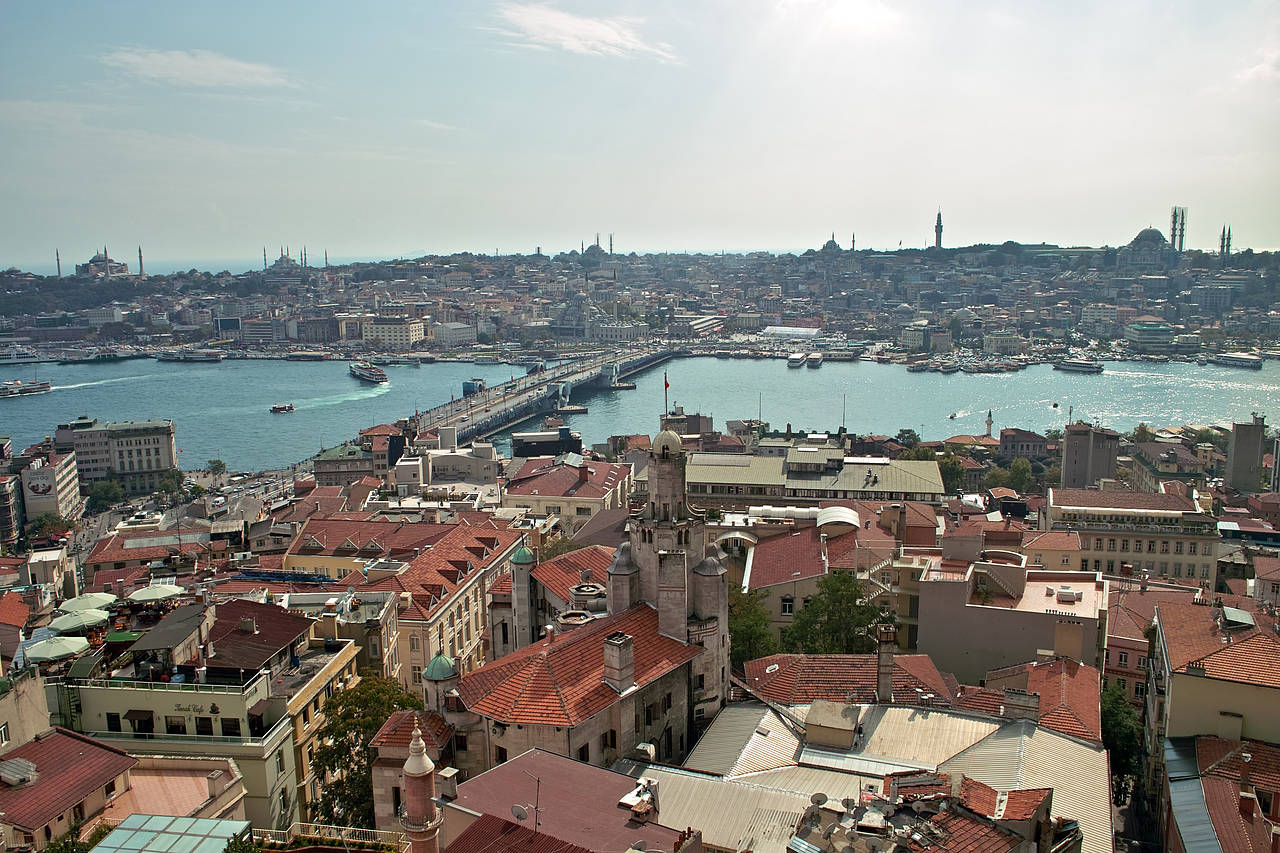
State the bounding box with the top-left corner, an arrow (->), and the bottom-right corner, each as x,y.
295,381 -> 392,410
56,375 -> 153,390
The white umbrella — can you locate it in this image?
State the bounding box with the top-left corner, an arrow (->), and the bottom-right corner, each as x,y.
59,592 -> 119,612
49,609 -> 111,633
24,635 -> 90,663
127,584 -> 186,603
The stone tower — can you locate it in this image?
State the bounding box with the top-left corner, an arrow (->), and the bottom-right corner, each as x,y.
607,429 -> 730,718
935,210 -> 943,249
401,720 -> 441,853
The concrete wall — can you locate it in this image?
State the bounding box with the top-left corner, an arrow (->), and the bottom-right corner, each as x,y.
1166,672 -> 1280,742
0,671 -> 49,755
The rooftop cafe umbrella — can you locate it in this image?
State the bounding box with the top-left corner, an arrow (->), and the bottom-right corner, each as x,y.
59,592 -> 119,612
24,635 -> 90,663
128,584 -> 186,603
49,609 -> 111,633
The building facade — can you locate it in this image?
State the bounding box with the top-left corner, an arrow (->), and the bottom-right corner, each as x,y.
53,416 -> 178,496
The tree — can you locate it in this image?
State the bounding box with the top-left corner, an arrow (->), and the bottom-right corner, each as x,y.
895,428 -> 920,448
1043,464 -> 1061,486
1102,682 -> 1143,802
207,459 -> 227,476
981,466 -> 1010,490
898,446 -> 936,461
86,479 -> 125,511
1007,457 -> 1033,492
27,513 -> 73,540
781,572 -> 883,655
729,588 -> 777,669
156,470 -> 184,495
311,676 -> 423,828
937,455 -> 967,493
1129,423 -> 1155,444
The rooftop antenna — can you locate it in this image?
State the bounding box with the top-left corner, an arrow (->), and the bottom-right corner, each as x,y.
510,770 -> 542,829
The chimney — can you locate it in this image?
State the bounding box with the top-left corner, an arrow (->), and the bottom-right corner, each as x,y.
1002,688 -> 1041,721
206,769 -> 225,799
603,631 -> 635,693
543,624 -> 555,643
437,766 -> 460,799
578,465 -> 590,483
240,616 -> 257,634
876,624 -> 896,703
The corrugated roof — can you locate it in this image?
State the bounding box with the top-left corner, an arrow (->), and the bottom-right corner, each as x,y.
939,720 -> 1113,853
684,703 -> 801,777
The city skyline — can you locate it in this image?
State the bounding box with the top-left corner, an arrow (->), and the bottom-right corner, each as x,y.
3,0 -> 1279,272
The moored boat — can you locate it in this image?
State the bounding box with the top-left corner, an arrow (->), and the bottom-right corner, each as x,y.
1210,352 -> 1264,370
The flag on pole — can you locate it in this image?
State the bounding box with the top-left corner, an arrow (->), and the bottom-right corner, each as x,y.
664,373 -> 670,390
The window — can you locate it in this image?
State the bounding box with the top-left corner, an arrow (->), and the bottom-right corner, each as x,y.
455,733 -> 468,752
1138,656 -> 1148,670
165,716 -> 187,735
1107,539 -> 1116,552
495,746 -> 508,764
602,729 -> 617,750
1174,542 -> 1184,554
279,789 -> 289,812
106,712 -> 121,733
1118,678 -> 1127,691
412,666 -> 423,684
662,692 -> 672,713
1160,541 -> 1170,553
1188,542 -> 1198,555
221,718 -> 241,737
1135,682 -> 1147,698
302,707 -> 310,726
195,717 -> 213,736
1118,651 -> 1129,667
410,634 -> 420,652
106,779 -> 116,797
0,721 -> 8,746
695,674 -> 705,690
1201,564 -> 1210,579
645,703 -> 656,725
578,743 -> 591,762
275,749 -> 286,774
781,597 -> 794,615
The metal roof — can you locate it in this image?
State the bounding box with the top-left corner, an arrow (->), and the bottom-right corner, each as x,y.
94,814 -> 251,853
684,703 -> 801,777
1164,738 -> 1223,853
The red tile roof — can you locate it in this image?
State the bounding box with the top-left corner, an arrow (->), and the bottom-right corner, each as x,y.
444,813 -> 594,853
1049,488 -> 1197,511
504,456 -> 630,500
371,709 -> 454,752
0,590 -> 29,628
287,517 -> 453,558
1026,658 -> 1102,744
360,424 -> 402,436
1158,601 -> 1280,688
960,776 -> 1000,816
1001,788 -> 1051,820
1107,585 -> 1198,643
907,808 -> 1020,853
1021,531 -> 1081,552
883,770 -> 951,800
457,604 -> 700,725
530,545 -> 615,604
743,653 -> 954,706
1255,556 -> 1280,581
0,728 -> 137,831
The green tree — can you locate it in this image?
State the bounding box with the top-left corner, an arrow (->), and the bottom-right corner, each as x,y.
1129,423 -> 1155,444
207,459 -> 227,476
1043,464 -> 1062,486
27,513 -> 73,540
156,470 -> 184,495
1007,457 -> 1033,492
311,676 -> 423,828
729,587 -> 778,669
981,466 -> 1011,490
86,479 -> 125,511
1101,682 -> 1143,799
898,446 -> 936,461
937,455 -> 966,493
895,428 -> 920,448
781,572 -> 883,654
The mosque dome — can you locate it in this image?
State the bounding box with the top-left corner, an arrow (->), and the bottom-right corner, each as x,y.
654,429 -> 683,456
952,307 -> 976,323
1131,227 -> 1168,247
511,546 -> 536,565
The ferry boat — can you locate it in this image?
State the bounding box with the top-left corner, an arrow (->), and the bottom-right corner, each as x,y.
270,403 -> 295,413
0,346 -> 42,365
285,351 -> 329,361
0,378 -> 52,397
1052,358 -> 1104,374
58,347 -> 129,364
473,355 -> 500,365
807,352 -> 824,368
1211,352 -> 1264,370
349,362 -> 388,383
156,349 -> 224,363
787,353 -> 807,368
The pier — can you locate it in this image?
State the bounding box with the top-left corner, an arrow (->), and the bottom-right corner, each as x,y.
412,347 -> 683,442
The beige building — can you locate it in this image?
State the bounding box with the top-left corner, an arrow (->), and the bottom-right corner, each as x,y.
503,455 -> 632,532
19,451 -> 84,522
0,668 -> 49,756
53,416 -> 178,497
362,316 -> 425,348
1045,487 -> 1220,587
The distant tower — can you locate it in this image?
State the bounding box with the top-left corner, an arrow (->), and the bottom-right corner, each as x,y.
1170,206 -> 1187,252
985,409 -> 993,437
137,246 -> 144,277
104,246 -> 111,278
56,249 -> 61,278
263,247 -> 268,271
934,211 -> 943,249
851,232 -> 856,252
609,233 -> 613,255
400,720 -> 441,853
324,250 -> 328,268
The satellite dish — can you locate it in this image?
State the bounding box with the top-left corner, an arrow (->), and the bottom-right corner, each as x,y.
811,792 -> 829,806
511,804 -> 529,821
841,797 -> 859,811
633,843 -> 648,852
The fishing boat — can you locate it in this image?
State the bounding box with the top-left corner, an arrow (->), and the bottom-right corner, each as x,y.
270,403 -> 295,413
349,362 -> 389,383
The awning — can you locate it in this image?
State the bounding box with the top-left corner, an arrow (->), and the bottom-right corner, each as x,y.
124,708 -> 153,721
248,698 -> 272,716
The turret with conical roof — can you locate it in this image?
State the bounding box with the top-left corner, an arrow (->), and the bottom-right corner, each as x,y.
400,718 -> 441,853
511,545 -> 536,648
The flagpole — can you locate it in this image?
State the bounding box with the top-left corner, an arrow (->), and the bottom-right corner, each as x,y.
663,370 -> 669,415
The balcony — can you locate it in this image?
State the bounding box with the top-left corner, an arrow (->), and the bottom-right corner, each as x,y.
54,670 -> 269,695
254,823 -> 408,853
83,712 -> 293,748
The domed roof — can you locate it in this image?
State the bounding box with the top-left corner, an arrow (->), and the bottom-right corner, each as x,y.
894,302 -> 914,314
511,546 -> 536,565
1131,227 -> 1167,246
654,429 -> 683,456
953,307 -> 976,322
423,653 -> 457,681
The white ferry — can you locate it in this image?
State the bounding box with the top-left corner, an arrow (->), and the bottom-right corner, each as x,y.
807,352 -> 824,368
349,361 -> 389,383
1211,352 -> 1264,370
0,378 -> 52,397
1052,358 -> 1104,374
156,349 -> 224,363
0,346 -> 42,365
787,353 -> 807,368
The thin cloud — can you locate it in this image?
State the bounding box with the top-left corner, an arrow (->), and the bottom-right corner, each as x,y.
493,3 -> 676,62
1237,46 -> 1280,84
100,48 -> 298,88
412,118 -> 461,131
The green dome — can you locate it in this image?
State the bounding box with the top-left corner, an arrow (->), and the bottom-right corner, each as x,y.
424,653 -> 457,681
512,546 -> 536,565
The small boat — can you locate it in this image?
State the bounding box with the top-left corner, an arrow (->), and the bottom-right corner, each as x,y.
544,416 -> 565,429
1210,352 -> 1264,370
157,348 -> 224,363
1052,402 -> 1059,408
948,412 -> 958,419
270,403 -> 295,413
349,362 -> 389,383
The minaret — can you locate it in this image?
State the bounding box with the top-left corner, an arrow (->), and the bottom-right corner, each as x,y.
400,720 -> 441,853
324,250 -> 328,268
137,246 -> 144,277
851,232 -> 855,252
104,246 -> 111,278
264,247 -> 268,270
56,249 -> 61,278
934,210 -> 943,249
985,409 -> 993,438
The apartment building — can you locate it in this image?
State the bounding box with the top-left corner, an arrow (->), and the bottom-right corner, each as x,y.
1130,442 -> 1206,493
1045,488 -> 1220,587
18,450 -> 84,522
1060,422 -> 1119,490
53,416 -> 178,496
362,315 -> 425,349
502,455 -> 632,532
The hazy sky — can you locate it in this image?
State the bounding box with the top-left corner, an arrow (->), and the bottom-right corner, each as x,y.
3,1 -> 1278,272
